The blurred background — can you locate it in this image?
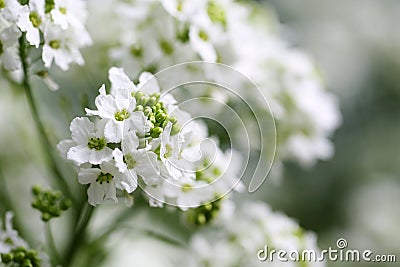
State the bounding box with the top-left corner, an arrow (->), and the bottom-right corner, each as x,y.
252,0 -> 400,266
0,0 -> 399,266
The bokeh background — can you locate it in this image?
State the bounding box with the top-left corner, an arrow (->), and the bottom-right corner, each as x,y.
0,0 -> 399,266
253,0 -> 400,266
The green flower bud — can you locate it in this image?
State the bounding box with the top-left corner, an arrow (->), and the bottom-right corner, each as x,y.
135,105 -> 144,112
25,250 -> 38,259
169,116 -> 178,124
32,185 -> 41,196
146,96 -> 157,107
42,212 -> 51,222
144,106 -> 153,116
186,198 -> 223,226
171,123 -> 181,135
134,91 -> 144,100
1,253 -> 14,263
155,112 -> 167,123
150,127 -> 163,138
149,115 -> 156,124
137,96 -> 148,106
22,258 -> 33,267
60,198 -> 72,210
14,251 -> 25,262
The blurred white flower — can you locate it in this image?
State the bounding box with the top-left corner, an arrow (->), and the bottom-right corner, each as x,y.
0,212 -> 28,254
186,200 -> 325,267
88,0 -> 341,170
0,24 -> 21,70
17,0 -> 45,47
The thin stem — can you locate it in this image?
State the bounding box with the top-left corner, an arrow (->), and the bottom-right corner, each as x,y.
45,223 -> 62,266
18,35 -> 75,202
63,203 -> 94,267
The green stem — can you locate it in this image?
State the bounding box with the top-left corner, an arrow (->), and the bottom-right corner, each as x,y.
45,223 -> 62,266
18,35 -> 75,202
63,203 -> 94,267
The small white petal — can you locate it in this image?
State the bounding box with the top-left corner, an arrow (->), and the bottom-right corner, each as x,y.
78,168 -> 100,184
70,117 -> 94,144
87,183 -> 105,206
57,139 -> 76,159
67,145 -> 91,165
88,147 -> 113,165
95,94 -> 118,119
104,120 -> 122,143
138,72 -> 160,95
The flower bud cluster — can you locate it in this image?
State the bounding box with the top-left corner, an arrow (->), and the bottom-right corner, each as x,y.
0,212 -> 47,267
1,247 -> 41,267
31,185 -> 71,222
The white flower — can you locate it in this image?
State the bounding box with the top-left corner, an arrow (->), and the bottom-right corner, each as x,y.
0,24 -> 21,70
158,122 -> 185,179
61,117 -> 113,166
17,0 -> 45,47
0,0 -> 22,23
109,67 -> 136,95
42,24 -> 85,70
0,212 -> 28,253
113,130 -> 160,186
163,176 -> 213,210
161,0 -> 204,21
189,23 -> 218,62
78,161 -> 135,206
78,163 -> 117,206
86,86 -> 145,143
186,201 -> 325,267
85,70 -> 147,143
50,0 -> 88,30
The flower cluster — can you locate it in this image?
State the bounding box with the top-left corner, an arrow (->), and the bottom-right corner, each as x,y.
58,67 -> 243,207
88,0 -> 341,168
185,201 -> 325,267
0,212 -> 45,267
0,0 -> 91,71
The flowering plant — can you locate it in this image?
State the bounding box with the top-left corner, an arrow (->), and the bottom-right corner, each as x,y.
0,0 -> 340,266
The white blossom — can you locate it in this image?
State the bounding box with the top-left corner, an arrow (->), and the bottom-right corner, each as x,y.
17,0 -> 45,47
64,117 -> 114,166
0,212 -> 28,254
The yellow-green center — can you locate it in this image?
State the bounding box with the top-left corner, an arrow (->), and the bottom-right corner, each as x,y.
207,0 -> 226,27
130,44 -> 143,57
49,40 -> 61,49
160,40 -> 173,55
198,30 -> 209,41
96,172 -> 113,184
59,7 -> 67,14
114,109 -> 130,121
164,144 -> 173,158
29,11 -> 42,28
123,154 -> 137,169
181,183 -> 193,192
87,137 -> 107,150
